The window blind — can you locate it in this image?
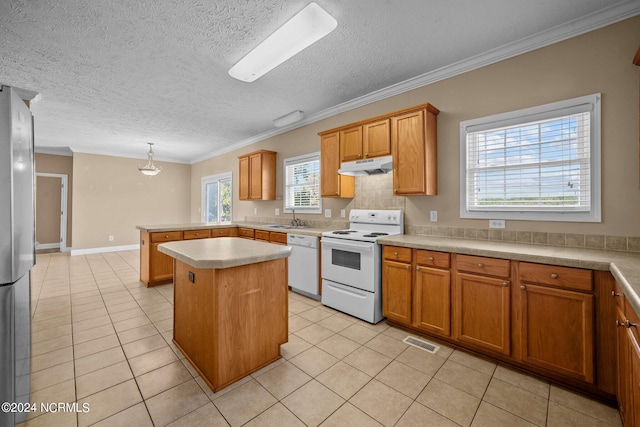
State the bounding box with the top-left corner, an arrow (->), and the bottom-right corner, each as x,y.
284,154 -> 320,212
460,93 -> 600,222
466,112 -> 591,211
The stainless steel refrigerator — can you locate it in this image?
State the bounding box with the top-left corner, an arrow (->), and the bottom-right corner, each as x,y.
0,86 -> 34,427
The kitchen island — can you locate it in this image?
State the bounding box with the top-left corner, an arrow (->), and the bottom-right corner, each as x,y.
158,237 -> 291,391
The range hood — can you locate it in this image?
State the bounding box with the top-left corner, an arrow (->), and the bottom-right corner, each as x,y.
338,155 -> 393,176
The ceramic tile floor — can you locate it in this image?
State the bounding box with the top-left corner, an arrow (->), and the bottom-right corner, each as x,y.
19,250 -> 623,427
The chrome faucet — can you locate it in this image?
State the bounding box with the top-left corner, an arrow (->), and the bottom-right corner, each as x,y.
291,208 -> 302,227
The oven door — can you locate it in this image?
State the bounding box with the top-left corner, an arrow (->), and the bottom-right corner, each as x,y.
321,237 -> 377,292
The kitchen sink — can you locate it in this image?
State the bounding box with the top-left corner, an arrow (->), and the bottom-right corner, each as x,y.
264,224 -> 309,229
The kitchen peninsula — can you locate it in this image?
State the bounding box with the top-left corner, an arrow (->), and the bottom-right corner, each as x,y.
158,237 -> 291,391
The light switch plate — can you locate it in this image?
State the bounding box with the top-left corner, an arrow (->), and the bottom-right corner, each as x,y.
430,211 -> 437,222
340,209 -> 346,218
489,219 -> 506,229
253,208 -> 257,215
275,208 -> 280,216
325,209 -> 332,218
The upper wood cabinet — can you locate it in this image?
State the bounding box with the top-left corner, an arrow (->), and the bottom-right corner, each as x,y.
319,102 -> 438,198
339,119 -> 391,162
238,150 -> 276,200
320,132 -> 354,198
392,105 -> 438,196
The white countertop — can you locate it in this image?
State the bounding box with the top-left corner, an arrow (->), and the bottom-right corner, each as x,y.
158,237 -> 291,269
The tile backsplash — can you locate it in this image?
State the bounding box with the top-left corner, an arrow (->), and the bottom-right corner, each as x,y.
248,173 -> 639,253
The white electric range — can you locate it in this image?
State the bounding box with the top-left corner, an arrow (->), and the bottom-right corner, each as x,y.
321,209 -> 404,323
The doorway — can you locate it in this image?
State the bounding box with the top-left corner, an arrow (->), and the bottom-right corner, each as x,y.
35,173 -> 68,252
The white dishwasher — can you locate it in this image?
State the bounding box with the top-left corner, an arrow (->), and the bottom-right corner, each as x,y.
287,234 -> 320,299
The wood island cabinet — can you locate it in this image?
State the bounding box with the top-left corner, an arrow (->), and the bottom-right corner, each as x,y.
320,132 -> 354,198
238,150 -> 276,200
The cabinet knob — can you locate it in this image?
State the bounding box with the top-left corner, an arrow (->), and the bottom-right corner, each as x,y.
358,153 -> 362,158
335,192 -> 339,196
611,290 -> 621,297
428,257 -> 434,261
616,320 -> 625,328
394,189 -> 397,193
550,273 -> 558,279
165,234 -> 169,238
477,263 -> 484,268
394,252 -> 398,256
405,265 -> 410,270
365,153 -> 368,157
626,320 -> 638,329
520,285 -> 526,290
502,282 -> 508,287
416,266 -> 420,271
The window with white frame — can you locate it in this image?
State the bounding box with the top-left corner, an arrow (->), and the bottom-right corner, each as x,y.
201,172 -> 232,222
460,94 -> 601,222
283,152 -> 321,214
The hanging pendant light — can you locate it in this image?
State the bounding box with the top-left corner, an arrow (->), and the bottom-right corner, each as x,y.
138,143 -> 162,176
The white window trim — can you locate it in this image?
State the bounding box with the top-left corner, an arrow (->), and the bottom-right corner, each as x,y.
459,93 -> 601,222
201,171 -> 232,223
283,152 -> 322,214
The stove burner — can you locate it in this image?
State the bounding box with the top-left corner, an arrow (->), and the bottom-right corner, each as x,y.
332,230 -> 358,235
362,232 -> 389,237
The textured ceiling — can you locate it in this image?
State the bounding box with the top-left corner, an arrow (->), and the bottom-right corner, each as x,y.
1,0 -> 639,163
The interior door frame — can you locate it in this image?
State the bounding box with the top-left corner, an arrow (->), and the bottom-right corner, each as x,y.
35,172 -> 68,252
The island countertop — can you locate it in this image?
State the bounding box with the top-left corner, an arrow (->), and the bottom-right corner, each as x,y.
158,237 -> 291,269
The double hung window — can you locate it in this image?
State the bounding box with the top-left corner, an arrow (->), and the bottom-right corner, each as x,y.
283,152 -> 321,214
460,94 -> 601,222
201,172 -> 232,222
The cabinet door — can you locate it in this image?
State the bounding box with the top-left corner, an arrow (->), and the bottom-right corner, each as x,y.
150,243 -> 174,282
520,284 -> 594,383
414,266 -> 451,337
382,260 -> 412,324
631,328 -> 640,427
363,119 -> 390,158
320,132 -> 354,198
340,126 -> 363,162
239,156 -> 250,200
392,109 -> 425,195
616,306 -> 632,426
249,153 -> 262,200
455,273 -> 511,355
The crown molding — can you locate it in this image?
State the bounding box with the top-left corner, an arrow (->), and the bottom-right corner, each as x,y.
191,0 -> 640,165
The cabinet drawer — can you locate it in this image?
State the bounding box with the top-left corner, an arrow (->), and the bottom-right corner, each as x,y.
416,250 -> 450,269
457,254 -> 510,278
238,228 -> 255,239
383,246 -> 412,263
211,228 -> 232,237
255,230 -> 270,241
183,229 -> 211,240
151,231 -> 182,242
270,232 -> 287,245
519,262 -> 592,291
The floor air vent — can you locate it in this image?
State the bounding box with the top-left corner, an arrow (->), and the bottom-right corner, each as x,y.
403,336 -> 440,354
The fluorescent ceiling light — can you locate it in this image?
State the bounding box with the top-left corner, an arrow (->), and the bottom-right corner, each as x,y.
273,110 -> 305,127
228,2 -> 337,82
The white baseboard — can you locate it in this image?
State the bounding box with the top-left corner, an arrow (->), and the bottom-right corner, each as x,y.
71,244 -> 140,256
36,242 -> 60,250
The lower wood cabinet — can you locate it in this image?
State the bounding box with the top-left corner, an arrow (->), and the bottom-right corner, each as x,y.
382,259 -> 413,324
149,242 -> 175,283
519,283 -> 594,382
381,245 -> 608,396
414,256 -> 451,337
455,272 -> 511,355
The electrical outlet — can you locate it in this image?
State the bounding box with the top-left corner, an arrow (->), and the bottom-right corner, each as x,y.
489,219 -> 506,229
253,208 -> 257,215
430,211 -> 437,222
324,209 -> 332,218
108,235 -> 114,241
275,208 -> 280,216
340,209 -> 346,218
